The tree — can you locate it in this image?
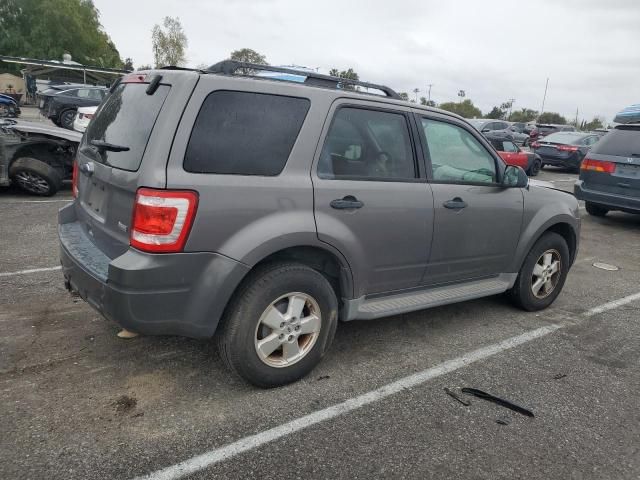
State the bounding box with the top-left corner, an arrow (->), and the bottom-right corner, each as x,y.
0,0 -> 123,71
420,97 -> 437,107
230,48 -> 268,65
398,92 -> 409,101
439,99 -> 482,118
510,108 -> 538,123
486,106 -> 505,119
136,64 -> 152,71
583,117 -> 604,131
538,112 -> 567,124
123,57 -> 134,71
152,16 -> 187,68
329,67 -> 359,90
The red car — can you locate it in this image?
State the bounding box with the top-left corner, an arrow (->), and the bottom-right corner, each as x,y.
486,135 -> 542,176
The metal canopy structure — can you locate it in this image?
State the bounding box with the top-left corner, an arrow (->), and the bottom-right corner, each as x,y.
0,55 -> 130,85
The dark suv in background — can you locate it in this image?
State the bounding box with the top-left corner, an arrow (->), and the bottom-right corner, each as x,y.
575,124 -> 640,216
59,63 -> 580,387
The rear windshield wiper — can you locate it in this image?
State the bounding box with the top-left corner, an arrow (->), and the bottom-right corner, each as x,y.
90,139 -> 130,152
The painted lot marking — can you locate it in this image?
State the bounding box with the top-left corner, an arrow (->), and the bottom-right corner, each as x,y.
134,292 -> 640,480
2,199 -> 72,204
0,266 -> 61,278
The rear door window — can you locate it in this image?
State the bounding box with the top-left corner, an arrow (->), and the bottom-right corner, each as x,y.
83,83 -> 170,171
591,128 -> 640,157
184,91 -> 310,176
318,107 -> 416,181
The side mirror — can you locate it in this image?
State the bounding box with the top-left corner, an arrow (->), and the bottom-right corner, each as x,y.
503,165 -> 528,188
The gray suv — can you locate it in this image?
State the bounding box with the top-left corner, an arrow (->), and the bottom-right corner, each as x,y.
59,62 -> 580,387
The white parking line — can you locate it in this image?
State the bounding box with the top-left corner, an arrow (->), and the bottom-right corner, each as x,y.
134,291 -> 640,480
2,199 -> 72,204
583,291 -> 640,317
0,266 -> 61,278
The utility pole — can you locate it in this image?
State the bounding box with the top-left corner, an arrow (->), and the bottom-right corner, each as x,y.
508,98 -> 515,120
540,78 -> 549,116
575,107 -> 579,128
427,84 -> 433,102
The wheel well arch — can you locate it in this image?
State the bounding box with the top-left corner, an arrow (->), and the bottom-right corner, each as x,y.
251,245 -> 353,301
542,222 -> 577,265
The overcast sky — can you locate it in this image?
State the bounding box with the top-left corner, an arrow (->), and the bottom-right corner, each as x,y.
94,0 -> 639,123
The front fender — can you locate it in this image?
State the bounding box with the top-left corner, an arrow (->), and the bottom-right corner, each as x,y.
509,190 -> 580,272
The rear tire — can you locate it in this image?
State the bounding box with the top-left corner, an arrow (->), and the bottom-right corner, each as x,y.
59,109 -> 76,130
509,232 -> 570,311
9,157 -> 62,196
528,156 -> 542,177
216,262 -> 339,388
585,202 -> 609,217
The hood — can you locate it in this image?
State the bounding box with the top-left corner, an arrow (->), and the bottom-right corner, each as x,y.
528,178 -> 554,189
6,120 -> 82,143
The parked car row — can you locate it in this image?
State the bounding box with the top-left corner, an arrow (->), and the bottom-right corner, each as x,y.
38,85 -> 107,129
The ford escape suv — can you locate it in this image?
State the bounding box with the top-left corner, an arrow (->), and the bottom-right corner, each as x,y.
59,62 -> 581,387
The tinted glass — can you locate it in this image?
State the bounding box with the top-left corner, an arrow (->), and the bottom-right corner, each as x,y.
318,107 -> 416,180
422,119 -> 496,184
590,128 -> 640,157
83,83 -> 170,171
502,141 -> 519,152
184,91 -> 310,176
539,126 -> 558,133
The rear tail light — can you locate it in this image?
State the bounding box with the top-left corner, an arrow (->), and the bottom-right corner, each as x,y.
72,160 -> 79,198
122,73 -> 149,84
557,145 -> 579,152
130,188 -> 198,253
581,158 -> 616,174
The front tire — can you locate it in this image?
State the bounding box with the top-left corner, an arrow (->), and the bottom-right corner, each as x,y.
509,232 -> 570,311
9,157 -> 62,196
585,202 -> 609,217
217,262 -> 339,387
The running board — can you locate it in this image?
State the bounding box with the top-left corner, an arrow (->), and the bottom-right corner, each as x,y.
344,274 -> 517,321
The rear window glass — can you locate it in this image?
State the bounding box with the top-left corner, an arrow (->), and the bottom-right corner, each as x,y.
591,128 -> 640,157
538,126 -> 557,132
542,133 -> 587,144
83,83 -> 170,171
184,91 -> 310,176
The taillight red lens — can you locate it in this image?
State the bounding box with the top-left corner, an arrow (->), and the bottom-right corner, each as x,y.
130,188 -> 198,253
72,160 -> 79,198
122,73 -> 148,84
581,158 -> 616,174
557,145 -> 579,152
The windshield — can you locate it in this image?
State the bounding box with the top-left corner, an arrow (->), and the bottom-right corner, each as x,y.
83,83 -> 170,171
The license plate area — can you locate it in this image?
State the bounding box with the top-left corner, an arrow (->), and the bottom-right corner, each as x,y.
615,164 -> 640,178
83,180 -> 107,221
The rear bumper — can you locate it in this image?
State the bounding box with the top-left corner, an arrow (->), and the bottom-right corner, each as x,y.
58,203 -> 250,338
538,152 -> 580,168
574,180 -> 640,213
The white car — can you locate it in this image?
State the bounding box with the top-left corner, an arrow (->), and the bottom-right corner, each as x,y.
72,106 -> 97,133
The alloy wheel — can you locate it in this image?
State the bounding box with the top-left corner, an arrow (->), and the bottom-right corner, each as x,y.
14,171 -> 51,195
531,249 -> 561,299
254,292 -> 321,368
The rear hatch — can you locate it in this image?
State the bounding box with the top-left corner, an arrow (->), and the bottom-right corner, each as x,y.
535,132 -> 585,160
73,71 -> 198,259
581,125 -> 640,197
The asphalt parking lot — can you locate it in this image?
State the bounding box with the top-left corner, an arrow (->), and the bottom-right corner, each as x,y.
1,168 -> 639,480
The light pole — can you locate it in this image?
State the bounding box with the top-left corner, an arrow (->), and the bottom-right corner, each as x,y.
427,84 -> 433,103
508,98 -> 515,120
540,78 -> 549,116
458,90 -> 466,103
413,88 -> 420,103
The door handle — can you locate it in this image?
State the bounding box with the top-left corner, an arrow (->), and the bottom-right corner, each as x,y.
443,197 -> 467,209
330,195 -> 364,210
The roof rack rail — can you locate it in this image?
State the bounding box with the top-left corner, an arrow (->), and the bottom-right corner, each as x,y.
206,60 -> 401,100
